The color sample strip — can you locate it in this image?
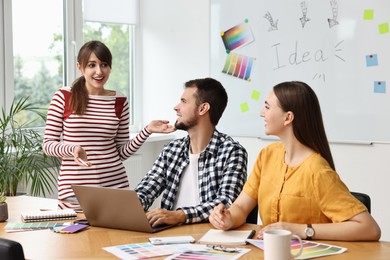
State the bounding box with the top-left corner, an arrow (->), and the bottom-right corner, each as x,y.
244,57 -> 254,80
233,55 -> 243,77
222,53 -> 254,81
239,56 -> 249,79
221,22 -> 254,52
228,53 -> 238,75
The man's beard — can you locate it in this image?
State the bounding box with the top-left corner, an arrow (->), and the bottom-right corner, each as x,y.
175,118 -> 197,131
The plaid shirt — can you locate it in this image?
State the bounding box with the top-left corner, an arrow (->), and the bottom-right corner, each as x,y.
135,130 -> 248,224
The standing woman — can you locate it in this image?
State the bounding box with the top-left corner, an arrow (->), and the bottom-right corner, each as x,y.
209,81 -> 381,241
43,40 -> 175,208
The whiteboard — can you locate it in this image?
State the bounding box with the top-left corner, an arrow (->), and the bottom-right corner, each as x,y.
211,0 -> 390,143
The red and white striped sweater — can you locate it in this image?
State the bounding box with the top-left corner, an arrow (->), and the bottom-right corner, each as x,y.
43,87 -> 150,201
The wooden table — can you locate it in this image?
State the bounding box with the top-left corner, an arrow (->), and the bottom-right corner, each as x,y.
1,196 -> 390,259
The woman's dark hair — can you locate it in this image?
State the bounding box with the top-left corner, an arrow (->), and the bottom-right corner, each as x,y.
70,40 -> 112,115
184,77 -> 228,126
273,81 -> 335,170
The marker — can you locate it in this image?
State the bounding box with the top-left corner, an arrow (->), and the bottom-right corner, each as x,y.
76,157 -> 90,167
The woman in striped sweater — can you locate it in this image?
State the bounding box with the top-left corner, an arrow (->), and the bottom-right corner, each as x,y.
43,41 -> 175,209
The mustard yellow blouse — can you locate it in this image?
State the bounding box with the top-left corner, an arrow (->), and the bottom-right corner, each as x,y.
243,142 -> 366,226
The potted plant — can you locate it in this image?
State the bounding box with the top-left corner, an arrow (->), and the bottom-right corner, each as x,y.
0,96 -> 59,197
0,192 -> 7,221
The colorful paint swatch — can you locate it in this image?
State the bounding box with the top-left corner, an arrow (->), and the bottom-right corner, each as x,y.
247,239 -> 347,259
221,20 -> 254,52
378,22 -> 389,34
104,242 -> 201,259
222,53 -> 254,81
374,81 -> 386,93
240,102 -> 249,112
363,9 -> 374,20
366,54 -> 378,67
251,90 -> 261,100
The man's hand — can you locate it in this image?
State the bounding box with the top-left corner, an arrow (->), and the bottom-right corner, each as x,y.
146,208 -> 186,227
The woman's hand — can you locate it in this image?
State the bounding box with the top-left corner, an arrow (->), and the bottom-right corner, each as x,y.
74,145 -> 92,167
146,120 -> 176,133
209,204 -> 233,230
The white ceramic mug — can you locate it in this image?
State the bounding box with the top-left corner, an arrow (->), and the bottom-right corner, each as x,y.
263,229 -> 303,260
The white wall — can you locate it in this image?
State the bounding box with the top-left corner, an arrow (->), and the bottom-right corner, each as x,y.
140,0 -> 390,241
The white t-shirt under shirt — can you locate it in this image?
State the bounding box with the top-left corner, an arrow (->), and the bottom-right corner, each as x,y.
173,152 -> 201,209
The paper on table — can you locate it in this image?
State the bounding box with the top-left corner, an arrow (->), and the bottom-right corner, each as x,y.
198,229 -> 256,245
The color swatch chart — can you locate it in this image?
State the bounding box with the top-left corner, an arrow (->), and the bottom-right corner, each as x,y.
221,21 -> 254,52
222,53 -> 254,81
103,242 -> 206,260
103,242 -> 251,260
247,239 -> 347,259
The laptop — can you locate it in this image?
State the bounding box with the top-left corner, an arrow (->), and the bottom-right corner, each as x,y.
72,185 -> 175,233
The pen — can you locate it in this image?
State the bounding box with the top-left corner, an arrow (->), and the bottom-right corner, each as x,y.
76,157 -> 90,167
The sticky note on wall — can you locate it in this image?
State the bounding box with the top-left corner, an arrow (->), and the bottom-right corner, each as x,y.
366,54 -> 378,67
363,9 -> 374,20
378,22 -> 389,34
374,81 -> 386,93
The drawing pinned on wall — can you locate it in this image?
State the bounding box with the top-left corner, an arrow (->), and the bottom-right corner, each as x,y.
222,52 -> 255,81
366,54 -> 378,67
220,19 -> 254,53
299,1 -> 311,28
374,81 -> 386,93
264,11 -> 279,31
328,0 -> 339,28
363,9 -> 374,20
378,22 -> 389,34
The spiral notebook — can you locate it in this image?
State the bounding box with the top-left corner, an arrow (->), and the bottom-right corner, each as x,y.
21,209 -> 77,222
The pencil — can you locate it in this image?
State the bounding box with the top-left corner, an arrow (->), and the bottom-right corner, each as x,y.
76,157 -> 90,167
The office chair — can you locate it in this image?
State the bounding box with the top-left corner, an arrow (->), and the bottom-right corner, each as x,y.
0,238 -> 25,260
246,205 -> 258,224
351,191 -> 371,214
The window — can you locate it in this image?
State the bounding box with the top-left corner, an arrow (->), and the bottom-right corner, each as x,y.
11,0 -> 63,127
0,0 -> 138,128
83,22 -> 135,124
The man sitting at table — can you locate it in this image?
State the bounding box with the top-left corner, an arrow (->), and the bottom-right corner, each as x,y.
135,78 -> 248,227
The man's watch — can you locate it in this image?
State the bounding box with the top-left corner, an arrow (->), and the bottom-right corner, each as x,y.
305,224 -> 315,240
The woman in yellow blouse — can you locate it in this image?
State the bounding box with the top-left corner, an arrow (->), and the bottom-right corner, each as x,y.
209,81 -> 381,241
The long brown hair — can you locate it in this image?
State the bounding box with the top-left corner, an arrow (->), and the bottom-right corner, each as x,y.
273,81 -> 335,170
70,40 -> 112,115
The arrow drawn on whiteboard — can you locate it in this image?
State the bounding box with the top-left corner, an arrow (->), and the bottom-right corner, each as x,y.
264,11 -> 278,31
313,73 -> 326,82
334,40 -> 345,62
299,1 -> 311,28
328,0 -> 339,28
